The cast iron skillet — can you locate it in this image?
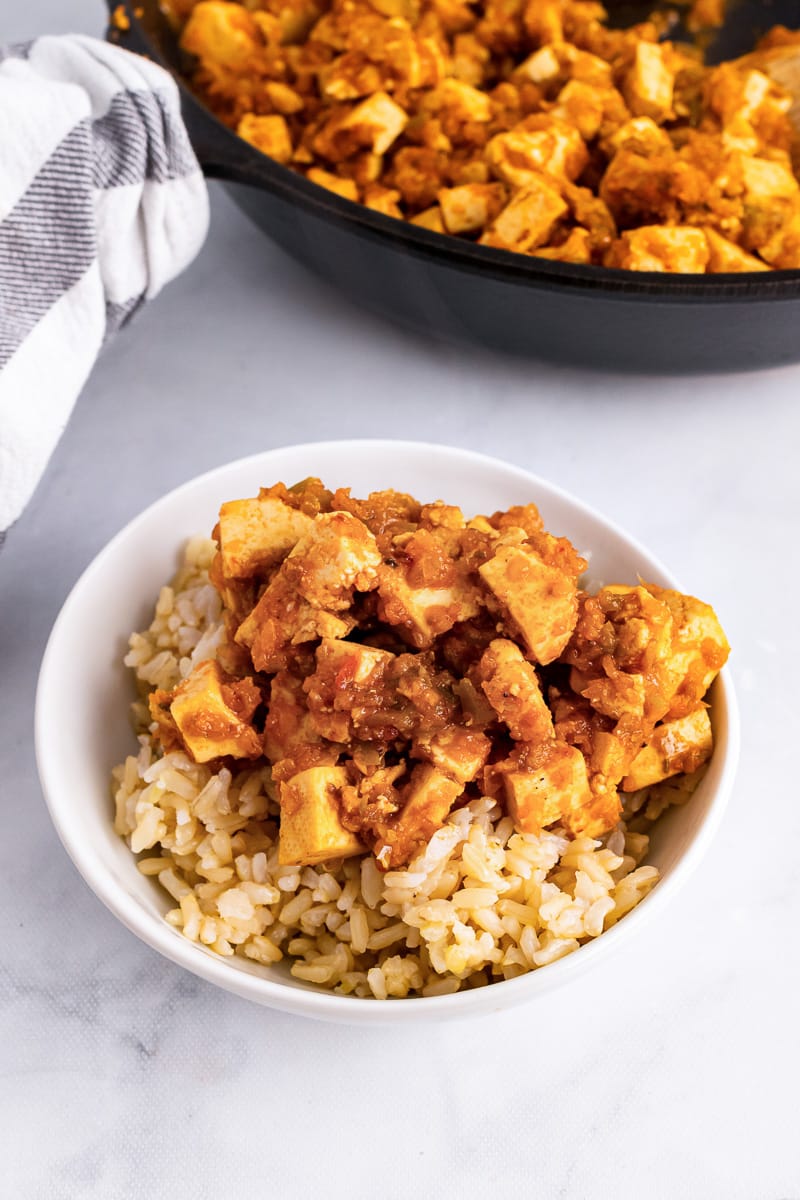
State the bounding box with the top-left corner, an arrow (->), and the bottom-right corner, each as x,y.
108,0 -> 800,371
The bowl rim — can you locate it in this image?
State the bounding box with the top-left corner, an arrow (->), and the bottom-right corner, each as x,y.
108,0 -> 800,302
35,439 -> 740,1023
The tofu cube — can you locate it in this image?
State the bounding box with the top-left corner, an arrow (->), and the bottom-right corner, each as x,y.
550,81 -> 606,141
170,660 -> 262,763
533,228 -> 592,264
381,764 -> 464,865
237,114 -> 293,164
363,186 -> 403,218
504,741 -> 591,835
414,726 -> 491,784
411,205 -> 445,233
607,116 -> 673,158
279,766 -> 364,866
377,562 -> 481,648
264,81 -> 305,114
516,45 -> 561,85
306,169 -> 359,202
315,637 -> 394,684
622,706 -> 713,791
181,2 -> 261,71
435,77 -> 493,122
566,785 -> 622,838
478,638 -> 554,741
438,183 -> 507,235
589,730 -> 628,784
218,495 -> 314,579
741,155 -> 799,202
608,226 -> 710,273
704,228 -> 769,272
339,92 -> 408,155
479,544 -> 578,664
481,177 -> 568,252
487,123 -> 587,186
287,511 -> 382,610
623,42 -> 674,120
644,584 -> 730,715
757,209 -> 800,269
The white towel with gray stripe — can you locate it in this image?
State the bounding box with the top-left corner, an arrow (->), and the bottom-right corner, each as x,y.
0,35 -> 209,535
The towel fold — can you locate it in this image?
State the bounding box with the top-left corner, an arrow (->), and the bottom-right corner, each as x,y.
0,35 -> 209,536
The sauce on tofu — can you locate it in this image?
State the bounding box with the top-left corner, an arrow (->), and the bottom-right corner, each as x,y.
152,480 -> 729,869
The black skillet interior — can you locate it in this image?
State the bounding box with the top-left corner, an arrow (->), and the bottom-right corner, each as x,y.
108,0 -> 800,372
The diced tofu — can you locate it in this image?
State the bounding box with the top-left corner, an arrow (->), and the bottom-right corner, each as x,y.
704,228 -> 769,272
524,0 -> 564,45
363,185 -> 403,218
550,80 -> 606,140
377,562 -> 481,648
275,0 -> 323,43
741,156 -> 799,202
643,584 -> 730,717
479,544 -> 578,664
338,92 -> 408,155
606,116 -> 672,158
487,123 -> 588,186
597,584 -> 675,666
516,45 -> 561,85
237,114 -> 293,163
706,63 -> 788,127
565,48 -> 615,89
413,726 -> 491,783
589,730 -> 629,784
481,177 -> 568,252
264,80 -> 305,114
607,226 -> 710,273
279,766 -> 364,865
263,669 -> 333,767
181,1 -> 261,71
379,764 -> 464,865
435,77 -> 493,122
438,183 -> 507,234
504,741 -> 592,835
237,511 -> 379,668
315,637 -> 394,685
622,706 -> 713,791
577,667 -> 647,721
623,42 -> 674,121
218,495 -> 313,579
478,638 -> 554,741
757,209 -> 800,269
306,169 -> 359,201
169,660 -> 262,763
286,511 -> 382,610
533,227 -> 592,263
237,574 -> 352,668
567,785 -> 622,838
411,205 -> 445,232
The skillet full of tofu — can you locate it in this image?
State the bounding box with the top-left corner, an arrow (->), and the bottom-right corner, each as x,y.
148,480 -> 729,869
172,0 -> 800,272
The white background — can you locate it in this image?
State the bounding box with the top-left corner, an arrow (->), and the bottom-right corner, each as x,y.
2,2 -> 799,1197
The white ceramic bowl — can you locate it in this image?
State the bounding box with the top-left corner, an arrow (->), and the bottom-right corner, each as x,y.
36,441 -> 739,1024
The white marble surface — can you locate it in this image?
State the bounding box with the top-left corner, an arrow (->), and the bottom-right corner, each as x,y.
3,3 -> 800,1197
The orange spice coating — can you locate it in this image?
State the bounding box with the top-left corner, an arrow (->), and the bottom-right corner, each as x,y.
152,480 -> 730,868
177,0 -> 800,270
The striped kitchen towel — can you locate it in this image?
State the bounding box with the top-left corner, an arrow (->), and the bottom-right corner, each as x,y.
0,35 -> 209,536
